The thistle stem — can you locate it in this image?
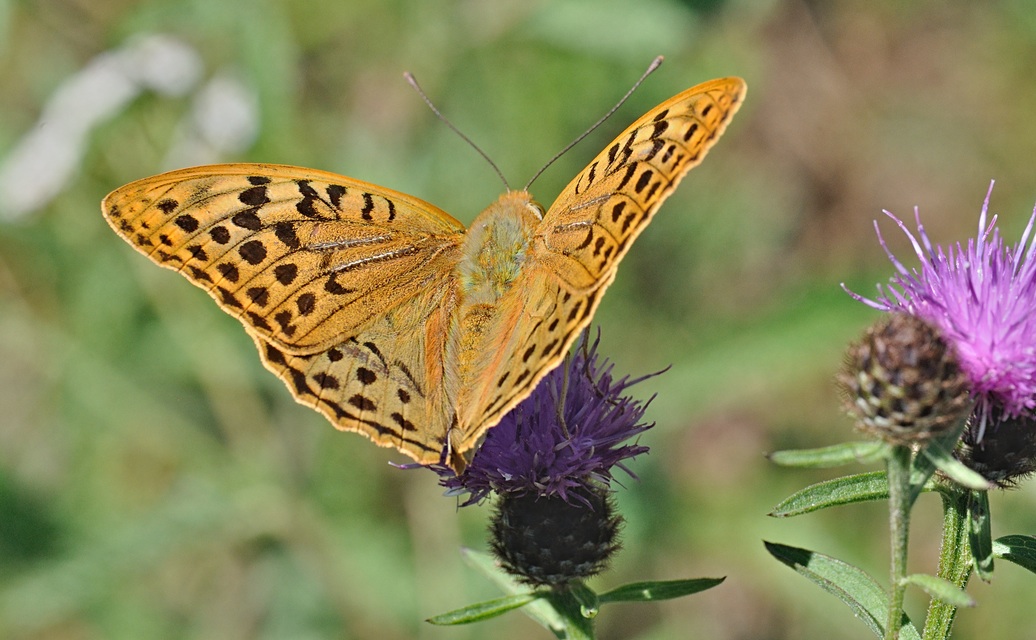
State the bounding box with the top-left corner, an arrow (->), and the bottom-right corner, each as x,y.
885,445 -> 913,640
921,489 -> 971,640
546,588 -> 596,639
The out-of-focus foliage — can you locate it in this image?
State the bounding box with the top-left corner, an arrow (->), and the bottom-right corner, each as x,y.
1,1 -> 1035,638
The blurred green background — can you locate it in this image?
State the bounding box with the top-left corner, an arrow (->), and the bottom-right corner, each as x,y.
2,0 -> 1036,638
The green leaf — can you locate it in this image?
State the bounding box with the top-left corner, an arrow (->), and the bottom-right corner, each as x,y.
769,471 -> 889,517
921,441 -> 993,491
901,574 -> 974,608
767,441 -> 889,468
764,542 -> 920,640
993,535 -> 1036,575
907,448 -> 937,507
460,549 -> 569,634
597,577 -> 725,603
426,593 -> 542,625
968,491 -> 994,581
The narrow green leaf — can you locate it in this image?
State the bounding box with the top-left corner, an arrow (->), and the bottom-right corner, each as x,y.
968,491 -> 994,581
767,441 -> 889,468
460,548 -> 568,633
993,535 -> 1036,575
921,442 -> 993,491
769,471 -> 889,517
764,541 -> 920,640
597,577 -> 725,604
909,413 -> 974,505
901,574 -> 974,608
907,448 -> 937,506
426,593 -> 542,625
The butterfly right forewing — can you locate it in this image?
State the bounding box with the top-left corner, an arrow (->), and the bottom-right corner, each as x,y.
535,77 -> 746,292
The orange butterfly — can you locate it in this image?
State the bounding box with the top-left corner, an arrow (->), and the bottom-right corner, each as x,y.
102,76 -> 745,470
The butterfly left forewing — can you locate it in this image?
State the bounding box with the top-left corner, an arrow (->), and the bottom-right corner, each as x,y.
103,163 -> 466,354
535,77 -> 746,291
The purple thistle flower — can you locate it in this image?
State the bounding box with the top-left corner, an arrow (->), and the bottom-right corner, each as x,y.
437,331 -> 658,505
845,182 -> 1036,438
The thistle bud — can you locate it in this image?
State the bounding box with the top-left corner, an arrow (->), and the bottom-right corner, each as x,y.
957,409 -> 1036,487
489,486 -> 622,588
839,313 -> 971,445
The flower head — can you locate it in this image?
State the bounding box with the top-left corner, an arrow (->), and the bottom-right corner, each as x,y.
839,313 -> 971,445
439,330 -> 657,505
846,182 -> 1036,437
432,330 -> 658,586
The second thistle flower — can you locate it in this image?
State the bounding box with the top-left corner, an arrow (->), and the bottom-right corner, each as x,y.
840,313 -> 971,445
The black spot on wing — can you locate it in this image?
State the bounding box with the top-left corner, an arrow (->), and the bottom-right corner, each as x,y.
364,342 -> 386,367
296,293 -> 316,315
218,286 -> 242,309
232,210 -> 262,230
239,240 -> 267,265
174,214 -> 198,232
391,412 -> 417,432
274,221 -> 300,249
325,274 -> 354,295
610,201 -> 626,223
216,259 -> 238,279
210,226 -> 231,244
634,169 -> 653,193
360,193 -> 374,220
313,372 -> 340,389
187,266 -> 211,283
683,122 -> 699,142
326,184 -> 346,210
246,286 -> 269,306
239,186 -> 269,207
348,394 -> 377,411
615,164 -> 637,191
248,311 -> 271,331
274,263 -> 297,285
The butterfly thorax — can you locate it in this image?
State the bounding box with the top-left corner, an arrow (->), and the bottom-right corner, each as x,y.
449,191 -> 544,413
455,191 -> 542,306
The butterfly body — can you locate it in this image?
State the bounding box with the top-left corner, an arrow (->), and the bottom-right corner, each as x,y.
102,77 -> 745,470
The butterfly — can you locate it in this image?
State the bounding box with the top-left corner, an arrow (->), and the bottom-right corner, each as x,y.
102,76 -> 745,471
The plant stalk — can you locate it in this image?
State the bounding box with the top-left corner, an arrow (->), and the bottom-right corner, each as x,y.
921,488 -> 972,640
885,445 -> 913,640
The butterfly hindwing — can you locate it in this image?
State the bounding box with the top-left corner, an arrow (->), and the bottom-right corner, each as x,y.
256,282 -> 458,464
102,163 -> 466,354
535,77 -> 746,291
453,267 -> 616,453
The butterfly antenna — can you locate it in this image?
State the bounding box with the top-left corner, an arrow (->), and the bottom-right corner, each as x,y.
523,55 -> 664,191
404,72 -> 511,191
